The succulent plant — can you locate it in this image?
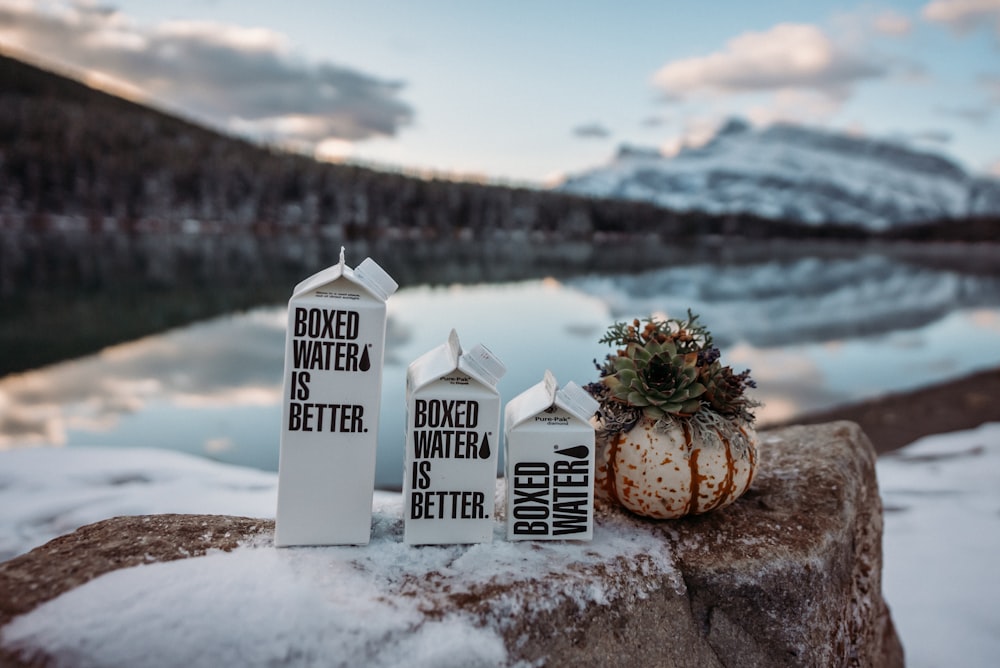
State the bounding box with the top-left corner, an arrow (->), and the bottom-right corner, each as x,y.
700,359 -> 758,422
593,312 -> 758,428
590,312 -> 761,520
603,339 -> 706,419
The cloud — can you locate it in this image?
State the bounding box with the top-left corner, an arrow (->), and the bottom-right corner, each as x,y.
0,1 -> 413,145
571,122 -> 611,139
0,308 -> 286,447
659,116 -> 725,156
922,0 -> 1000,34
907,129 -> 954,144
935,103 -> 994,123
745,89 -> 844,126
982,72 -> 1000,99
652,23 -> 886,100
873,10 -> 914,35
640,115 -> 669,128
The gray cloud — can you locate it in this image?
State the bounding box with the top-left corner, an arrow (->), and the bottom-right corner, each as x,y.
910,129 -> 953,144
873,10 -> 913,36
922,0 -> 1000,36
0,2 -> 413,144
982,73 -> 1000,100
935,104 -> 994,124
572,122 -> 611,139
640,115 -> 670,128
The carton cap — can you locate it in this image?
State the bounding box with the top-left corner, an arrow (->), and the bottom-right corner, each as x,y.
290,247 -> 397,302
459,343 -> 506,387
556,381 -> 599,423
355,257 -> 399,301
505,371 -> 598,430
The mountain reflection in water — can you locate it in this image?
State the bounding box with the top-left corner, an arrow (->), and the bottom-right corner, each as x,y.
2,250 -> 1000,490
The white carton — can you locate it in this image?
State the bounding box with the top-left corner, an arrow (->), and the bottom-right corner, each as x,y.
404,329 -> 506,545
504,370 -> 599,541
275,249 -> 398,546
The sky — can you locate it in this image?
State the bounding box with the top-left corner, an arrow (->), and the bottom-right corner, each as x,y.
0,0 -> 999,185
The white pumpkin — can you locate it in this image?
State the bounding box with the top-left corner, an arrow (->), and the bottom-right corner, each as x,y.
593,415 -> 757,519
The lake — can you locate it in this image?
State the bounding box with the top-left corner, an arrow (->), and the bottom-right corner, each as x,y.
2,241 -> 999,489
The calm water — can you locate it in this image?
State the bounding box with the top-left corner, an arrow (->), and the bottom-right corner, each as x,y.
3,249 -> 1000,489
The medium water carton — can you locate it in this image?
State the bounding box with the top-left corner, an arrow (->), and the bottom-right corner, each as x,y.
275,249 -> 397,546
404,329 -> 506,545
504,370 -> 598,541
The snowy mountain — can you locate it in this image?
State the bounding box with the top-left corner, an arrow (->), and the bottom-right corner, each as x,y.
558,119 -> 1000,229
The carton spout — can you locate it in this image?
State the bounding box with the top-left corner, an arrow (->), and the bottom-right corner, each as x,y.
355,257 -> 399,301
460,343 -> 506,387
445,329 -> 463,364
542,369 -> 559,404
557,381 -> 600,423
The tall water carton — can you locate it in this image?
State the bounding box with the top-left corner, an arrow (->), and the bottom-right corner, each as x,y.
504,370 -> 598,541
404,329 -> 506,545
275,249 -> 397,546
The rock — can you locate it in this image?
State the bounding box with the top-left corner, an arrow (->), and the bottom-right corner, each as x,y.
0,422 -> 902,667
666,421 -> 905,668
0,515 -> 271,629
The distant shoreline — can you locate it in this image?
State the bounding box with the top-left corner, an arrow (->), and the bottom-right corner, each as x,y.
766,366 -> 1000,455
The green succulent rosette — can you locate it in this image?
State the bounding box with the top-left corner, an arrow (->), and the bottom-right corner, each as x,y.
603,339 -> 706,419
589,311 -> 759,431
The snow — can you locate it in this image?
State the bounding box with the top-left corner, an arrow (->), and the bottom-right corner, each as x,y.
558,120 -> 991,227
877,422 -> 1000,668
2,424 -> 999,666
0,448 -> 677,667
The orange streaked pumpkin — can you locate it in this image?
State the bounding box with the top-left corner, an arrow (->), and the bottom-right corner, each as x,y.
593,414 -> 757,519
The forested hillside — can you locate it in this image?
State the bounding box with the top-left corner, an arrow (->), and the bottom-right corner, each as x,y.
0,51 -> 868,242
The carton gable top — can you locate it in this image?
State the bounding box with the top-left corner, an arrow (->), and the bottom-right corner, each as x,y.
408,329 -> 505,391
506,370 -> 598,430
292,248 -> 397,302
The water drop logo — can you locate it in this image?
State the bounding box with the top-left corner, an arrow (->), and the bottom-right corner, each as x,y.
555,445 -> 590,459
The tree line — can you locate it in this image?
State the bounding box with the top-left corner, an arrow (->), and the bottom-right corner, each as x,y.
0,52 -> 886,243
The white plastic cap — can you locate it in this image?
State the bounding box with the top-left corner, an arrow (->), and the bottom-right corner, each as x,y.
460,343 -> 506,387
557,381 -> 599,422
354,257 -> 399,301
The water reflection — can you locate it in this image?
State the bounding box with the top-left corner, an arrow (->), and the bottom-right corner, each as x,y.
3,256 -> 1000,489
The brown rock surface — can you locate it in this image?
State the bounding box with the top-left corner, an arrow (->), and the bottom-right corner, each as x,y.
0,422 -> 902,667
0,515 -> 272,630
664,421 -> 904,667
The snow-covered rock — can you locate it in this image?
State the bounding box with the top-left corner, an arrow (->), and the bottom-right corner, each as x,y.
0,423 -> 902,667
558,119 -> 1000,229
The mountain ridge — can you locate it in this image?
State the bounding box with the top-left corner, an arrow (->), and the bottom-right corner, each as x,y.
558,119 -> 1000,229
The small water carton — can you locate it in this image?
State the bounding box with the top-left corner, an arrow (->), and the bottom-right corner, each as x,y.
404,329 -> 506,545
504,370 -> 599,541
275,249 -> 398,546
